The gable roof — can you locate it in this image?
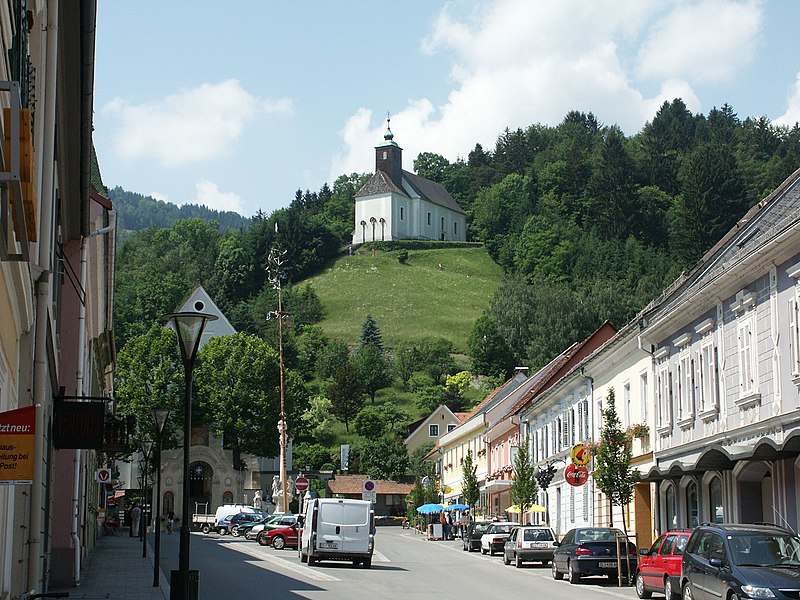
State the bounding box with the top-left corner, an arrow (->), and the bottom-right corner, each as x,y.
402,170 -> 466,214
404,404 -> 462,443
175,285 -> 237,349
355,170 -> 409,198
327,474 -> 414,495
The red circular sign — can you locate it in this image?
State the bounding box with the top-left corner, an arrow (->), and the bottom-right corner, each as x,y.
295,476 -> 309,492
564,464 -> 590,487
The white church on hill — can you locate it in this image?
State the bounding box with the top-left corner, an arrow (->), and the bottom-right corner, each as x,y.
353,122 -> 467,244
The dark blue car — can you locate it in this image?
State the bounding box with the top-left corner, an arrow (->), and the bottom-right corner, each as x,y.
552,527 -> 637,584
681,523 -> 800,600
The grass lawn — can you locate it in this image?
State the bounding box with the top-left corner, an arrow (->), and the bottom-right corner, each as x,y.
304,247 -> 503,353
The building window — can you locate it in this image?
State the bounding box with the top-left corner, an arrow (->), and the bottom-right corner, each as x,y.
677,350 -> 694,419
657,360 -> 671,428
639,372 -> 648,422
709,477 -> 723,523
665,484 -> 676,529
623,382 -> 631,426
429,424 -> 439,437
686,481 -> 699,527
698,340 -> 718,413
737,313 -> 756,395
447,424 -> 456,432
427,212 -> 431,226
400,206 -> 404,220
453,221 -> 458,235
223,491 -> 233,504
441,216 -> 445,230
790,290 -> 800,376
163,491 -> 175,514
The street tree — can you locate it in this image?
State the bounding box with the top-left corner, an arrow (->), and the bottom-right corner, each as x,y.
353,434 -> 410,480
461,449 -> 480,514
510,436 -> 539,522
594,387 -> 639,575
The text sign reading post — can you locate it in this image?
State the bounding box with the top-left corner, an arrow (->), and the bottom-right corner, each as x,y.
0,406 -> 36,485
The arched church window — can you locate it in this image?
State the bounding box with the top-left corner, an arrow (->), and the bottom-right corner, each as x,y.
709,477 -> 723,523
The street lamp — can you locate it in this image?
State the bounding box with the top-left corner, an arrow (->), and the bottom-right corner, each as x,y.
152,407 -> 171,588
163,311 -> 217,600
141,440 -> 153,557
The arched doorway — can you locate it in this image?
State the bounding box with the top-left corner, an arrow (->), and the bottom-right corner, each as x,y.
189,461 -> 213,512
736,462 -> 773,523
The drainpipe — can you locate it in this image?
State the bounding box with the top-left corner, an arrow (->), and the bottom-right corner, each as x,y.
581,368 -> 595,526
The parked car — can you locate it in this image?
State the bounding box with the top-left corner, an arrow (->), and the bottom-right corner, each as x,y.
480,522 -> 515,556
462,521 -> 492,552
248,513 -> 299,540
232,515 -> 271,539
299,498 -> 375,568
681,523 -> 800,600
216,514 -> 237,535
503,526 -> 558,567
228,512 -> 264,537
635,529 -> 692,600
257,523 -> 300,550
552,527 -> 637,584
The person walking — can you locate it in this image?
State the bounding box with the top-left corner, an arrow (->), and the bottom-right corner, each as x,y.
460,509 -> 471,539
439,510 -> 450,541
130,504 -> 141,539
166,510 -> 175,534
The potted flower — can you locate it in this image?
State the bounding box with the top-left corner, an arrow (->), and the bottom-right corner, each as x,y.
628,423 -> 650,438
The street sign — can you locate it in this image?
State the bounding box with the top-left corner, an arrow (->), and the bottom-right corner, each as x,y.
564,463 -> 590,487
570,443 -> 591,467
362,479 -> 376,502
295,476 -> 309,493
96,468 -> 111,483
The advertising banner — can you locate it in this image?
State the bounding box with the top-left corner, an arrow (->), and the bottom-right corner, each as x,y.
0,406 -> 36,485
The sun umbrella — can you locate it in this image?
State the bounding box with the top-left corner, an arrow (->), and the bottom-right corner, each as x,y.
443,503 -> 469,511
506,504 -> 547,514
416,503 -> 444,514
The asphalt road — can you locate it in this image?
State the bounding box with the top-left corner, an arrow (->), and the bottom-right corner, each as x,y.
155,527 -> 641,600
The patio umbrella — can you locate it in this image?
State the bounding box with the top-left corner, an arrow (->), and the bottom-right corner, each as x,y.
443,503 -> 469,511
416,503 -> 444,514
506,504 -> 547,514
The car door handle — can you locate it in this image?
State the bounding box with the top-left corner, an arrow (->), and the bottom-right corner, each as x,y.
336,526 -> 340,535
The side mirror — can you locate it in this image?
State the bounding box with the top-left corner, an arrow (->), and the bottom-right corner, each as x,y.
639,548 -> 650,556
709,557 -> 724,568
553,541 -> 560,547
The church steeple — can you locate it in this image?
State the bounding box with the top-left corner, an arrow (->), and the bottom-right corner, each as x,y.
375,113 -> 403,189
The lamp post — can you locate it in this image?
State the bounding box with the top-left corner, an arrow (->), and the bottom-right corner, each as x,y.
267,245 -> 289,514
163,311 -> 217,600
141,440 -> 153,558
152,407 -> 171,588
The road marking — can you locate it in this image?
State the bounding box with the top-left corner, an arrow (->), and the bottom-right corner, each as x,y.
225,543 -> 340,582
372,549 -> 390,562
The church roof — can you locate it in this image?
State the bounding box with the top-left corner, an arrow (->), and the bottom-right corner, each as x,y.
355,169 -> 465,215
356,170 -> 409,198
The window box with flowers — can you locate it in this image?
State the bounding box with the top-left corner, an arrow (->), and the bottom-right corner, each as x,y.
627,423 -> 650,439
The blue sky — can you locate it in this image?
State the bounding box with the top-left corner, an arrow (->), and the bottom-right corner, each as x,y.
93,1 -> 800,218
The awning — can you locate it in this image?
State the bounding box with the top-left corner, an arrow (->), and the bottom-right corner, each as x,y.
483,479 -> 513,492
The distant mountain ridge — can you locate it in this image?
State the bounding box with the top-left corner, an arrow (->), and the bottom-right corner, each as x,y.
109,186 -> 251,234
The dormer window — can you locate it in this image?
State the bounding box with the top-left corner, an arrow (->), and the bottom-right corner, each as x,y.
382,151 -> 387,160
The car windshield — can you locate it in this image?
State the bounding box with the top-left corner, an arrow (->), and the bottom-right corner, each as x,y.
730,532 -> 800,567
524,529 -> 554,541
491,525 -> 513,534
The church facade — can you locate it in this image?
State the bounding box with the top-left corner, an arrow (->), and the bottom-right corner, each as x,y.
353,125 -> 466,244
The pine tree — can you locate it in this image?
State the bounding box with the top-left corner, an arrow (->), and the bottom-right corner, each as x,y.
359,314 -> 383,350
510,436 -> 539,523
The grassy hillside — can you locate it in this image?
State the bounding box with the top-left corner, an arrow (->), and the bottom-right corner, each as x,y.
304,246 -> 503,353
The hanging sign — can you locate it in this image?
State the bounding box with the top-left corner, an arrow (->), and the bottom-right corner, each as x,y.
570,443 -> 591,467
564,463 -> 590,487
0,406 -> 36,485
53,401 -> 104,449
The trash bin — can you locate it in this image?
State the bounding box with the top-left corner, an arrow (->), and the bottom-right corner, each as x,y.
170,569 -> 199,600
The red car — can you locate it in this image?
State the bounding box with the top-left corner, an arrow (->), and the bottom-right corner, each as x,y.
635,529 -> 692,600
257,523 -> 299,550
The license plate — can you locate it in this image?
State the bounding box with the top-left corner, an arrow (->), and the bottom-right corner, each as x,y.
319,542 -> 338,549
599,561 -> 617,569
533,542 -> 548,548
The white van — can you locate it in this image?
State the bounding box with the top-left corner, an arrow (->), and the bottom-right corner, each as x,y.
299,498 -> 374,568
213,504 -> 260,523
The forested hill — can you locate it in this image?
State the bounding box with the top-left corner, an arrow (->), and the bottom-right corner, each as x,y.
108,186 -> 251,235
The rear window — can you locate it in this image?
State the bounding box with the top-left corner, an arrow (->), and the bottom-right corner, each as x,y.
491,524 -> 513,534
319,502 -> 369,526
576,529 -> 621,543
473,524 -> 490,535
523,529 -> 554,542
674,535 -> 689,555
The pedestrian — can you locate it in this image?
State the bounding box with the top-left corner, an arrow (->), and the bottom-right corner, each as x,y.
460,509 -> 471,539
439,510 -> 450,541
446,511 -> 454,540
130,503 -> 141,538
167,510 -> 175,534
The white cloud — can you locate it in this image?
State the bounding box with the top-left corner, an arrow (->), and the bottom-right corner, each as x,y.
150,191 -> 169,203
330,0 -> 764,181
102,79 -> 293,167
775,71 -> 800,127
636,0 -> 764,83
188,180 -> 245,215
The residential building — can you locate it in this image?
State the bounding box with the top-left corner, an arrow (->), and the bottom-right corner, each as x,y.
353,121 -> 466,244
404,404 -> 464,456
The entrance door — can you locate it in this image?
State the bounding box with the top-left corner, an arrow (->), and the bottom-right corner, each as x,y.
737,463 -> 772,523
189,461 -> 213,512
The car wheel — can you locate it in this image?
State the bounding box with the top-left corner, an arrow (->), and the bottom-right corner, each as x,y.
201,524 -> 210,534
728,595 -> 739,600
300,550 -> 308,563
664,577 -> 675,600
552,560 -> 563,580
272,535 -> 286,550
308,554 -> 317,566
503,552 -> 511,565
245,531 -> 253,541
231,527 -> 240,537
218,527 -> 227,535
682,583 -> 693,600
257,533 -> 269,547
541,560 -> 549,566
568,561 -> 581,584
362,557 -> 372,569
635,572 -> 652,599
515,553 -> 522,568
481,546 -> 487,555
